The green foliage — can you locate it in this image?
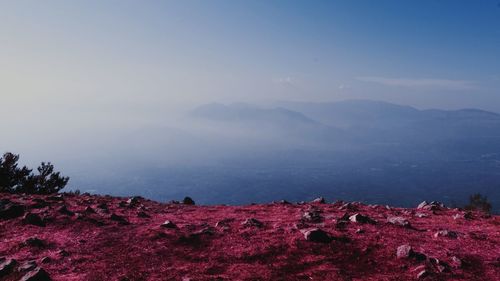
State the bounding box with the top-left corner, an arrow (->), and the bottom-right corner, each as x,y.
0,152 -> 69,194
464,193 -> 492,214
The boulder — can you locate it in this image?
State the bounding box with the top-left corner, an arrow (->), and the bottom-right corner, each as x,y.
303,228 -> 332,243
20,267 -> 51,281
23,213 -> 45,227
417,201 -> 445,211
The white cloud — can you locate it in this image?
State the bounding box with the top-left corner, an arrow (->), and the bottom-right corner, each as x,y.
357,76 -> 478,91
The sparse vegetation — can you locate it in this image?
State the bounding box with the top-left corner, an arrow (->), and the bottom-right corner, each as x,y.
0,152 -> 69,194
464,193 -> 492,214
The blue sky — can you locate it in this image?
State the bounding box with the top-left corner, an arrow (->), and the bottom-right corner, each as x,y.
1,0 -> 500,115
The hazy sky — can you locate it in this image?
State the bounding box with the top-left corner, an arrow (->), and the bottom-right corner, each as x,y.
1,0 -> 500,122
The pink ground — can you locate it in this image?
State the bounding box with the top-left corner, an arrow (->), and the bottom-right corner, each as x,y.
0,193 -> 499,281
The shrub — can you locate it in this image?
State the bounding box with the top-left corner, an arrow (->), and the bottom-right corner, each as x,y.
0,152 -> 69,194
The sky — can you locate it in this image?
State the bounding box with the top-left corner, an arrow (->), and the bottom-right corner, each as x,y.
1,0 -> 500,128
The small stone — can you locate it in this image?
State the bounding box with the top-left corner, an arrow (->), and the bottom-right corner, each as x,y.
303,228 -> 332,243
182,197 -> 195,205
242,218 -> 263,228
161,220 -> 177,229
20,267 -> 51,281
23,213 -> 45,227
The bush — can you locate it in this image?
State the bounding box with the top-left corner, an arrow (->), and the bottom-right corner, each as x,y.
464,193 -> 492,214
0,152 -> 69,194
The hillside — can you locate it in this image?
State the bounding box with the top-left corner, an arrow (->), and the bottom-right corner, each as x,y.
1,193 -> 499,281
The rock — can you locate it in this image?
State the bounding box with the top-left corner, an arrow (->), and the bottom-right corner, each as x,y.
0,258 -> 17,277
303,228 -> 332,243
0,200 -> 25,220
58,250 -> 70,257
137,211 -> 150,218
20,267 -> 51,281
302,210 -> 322,223
57,205 -> 74,216
110,213 -> 129,224
339,202 -> 358,211
96,203 -> 108,210
429,257 -> 450,272
453,211 -> 473,220
349,213 -> 376,224
417,201 -> 445,211
84,206 -> 96,214
182,197 -> 195,205
23,213 -> 45,227
126,196 -> 141,206
242,218 -> 263,228
215,218 -> 234,228
434,230 -> 458,239
450,256 -> 462,268
416,270 -> 430,279
47,195 -> 64,201
161,220 -> 178,229
311,197 -> 326,204
275,200 -> 291,205
387,216 -> 411,228
24,237 -> 45,248
40,257 -> 51,264
397,245 -> 413,259
355,228 -> 365,234
415,213 -> 428,218
31,199 -> 49,209
18,260 -> 37,272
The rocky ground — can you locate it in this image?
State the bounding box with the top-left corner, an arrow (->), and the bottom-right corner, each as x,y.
0,193 -> 499,281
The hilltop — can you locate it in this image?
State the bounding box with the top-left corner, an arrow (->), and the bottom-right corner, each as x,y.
0,193 -> 499,281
